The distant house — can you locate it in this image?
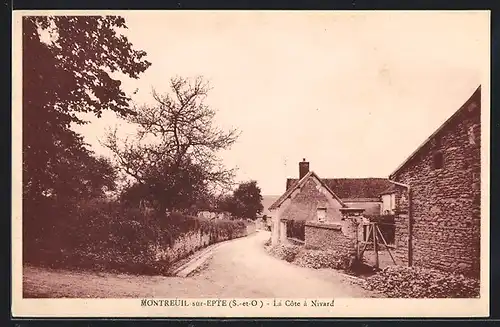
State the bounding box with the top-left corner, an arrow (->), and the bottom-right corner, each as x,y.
388,86 -> 481,277
260,195 -> 280,229
268,159 -> 393,245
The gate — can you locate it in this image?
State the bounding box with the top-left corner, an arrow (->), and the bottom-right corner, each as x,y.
358,221 -> 397,269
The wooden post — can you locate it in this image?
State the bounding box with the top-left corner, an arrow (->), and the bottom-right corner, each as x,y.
376,225 -> 397,265
358,223 -> 370,259
354,219 -> 359,259
372,222 -> 379,269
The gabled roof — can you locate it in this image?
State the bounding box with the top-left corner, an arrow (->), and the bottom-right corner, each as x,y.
389,85 -> 481,179
269,171 -> 347,210
286,177 -> 393,199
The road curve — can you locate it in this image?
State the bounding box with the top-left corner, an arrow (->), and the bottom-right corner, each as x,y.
23,231 -> 375,298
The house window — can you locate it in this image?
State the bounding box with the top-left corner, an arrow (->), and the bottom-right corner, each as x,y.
432,151 -> 444,170
317,207 -> 327,222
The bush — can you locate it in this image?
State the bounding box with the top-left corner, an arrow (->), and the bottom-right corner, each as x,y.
269,244 -> 301,262
24,199 -> 248,275
286,220 -> 305,241
293,248 -> 353,270
363,265 -> 480,298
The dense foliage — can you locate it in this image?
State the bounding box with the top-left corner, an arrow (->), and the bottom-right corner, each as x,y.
363,265 -> 480,298
217,181 -> 263,219
21,16 -> 247,277
268,244 -> 302,263
23,15 -> 150,254
294,248 -> 353,270
267,243 -> 354,270
23,16 -> 150,202
24,200 -> 248,275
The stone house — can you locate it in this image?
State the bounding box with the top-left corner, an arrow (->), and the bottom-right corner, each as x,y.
387,85 -> 481,277
268,159 -> 393,246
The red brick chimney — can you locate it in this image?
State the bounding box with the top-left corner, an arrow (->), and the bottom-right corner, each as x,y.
299,158 -> 309,180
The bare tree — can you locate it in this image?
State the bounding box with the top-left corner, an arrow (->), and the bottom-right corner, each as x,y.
102,76 -> 240,213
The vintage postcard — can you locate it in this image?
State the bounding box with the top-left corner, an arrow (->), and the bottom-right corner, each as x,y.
12,10 -> 490,317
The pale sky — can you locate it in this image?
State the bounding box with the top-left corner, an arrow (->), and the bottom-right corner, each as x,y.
72,11 -> 489,196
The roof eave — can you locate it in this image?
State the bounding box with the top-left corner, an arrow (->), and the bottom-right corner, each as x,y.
268,170 -> 314,210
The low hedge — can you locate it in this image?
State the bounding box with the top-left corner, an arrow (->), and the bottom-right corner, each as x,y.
24,199 -> 248,275
363,265 -> 480,298
267,243 -> 353,270
269,244 -> 302,262
294,248 -> 353,270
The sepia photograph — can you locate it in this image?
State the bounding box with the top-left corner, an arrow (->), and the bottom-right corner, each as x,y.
12,10 -> 490,317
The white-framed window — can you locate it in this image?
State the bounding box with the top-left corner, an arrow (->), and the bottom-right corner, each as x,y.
317,207 -> 327,222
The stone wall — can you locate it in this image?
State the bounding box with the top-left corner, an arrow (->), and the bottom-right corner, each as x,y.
153,221 -> 253,265
280,177 -> 344,222
304,221 -> 357,254
392,89 -> 481,277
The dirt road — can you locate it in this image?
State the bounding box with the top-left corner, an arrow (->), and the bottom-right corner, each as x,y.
23,231 -> 376,298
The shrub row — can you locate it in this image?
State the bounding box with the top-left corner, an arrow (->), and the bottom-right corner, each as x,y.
268,244 -> 302,262
294,248 -> 352,270
267,243 -> 353,270
363,265 -> 480,298
24,198 -> 248,275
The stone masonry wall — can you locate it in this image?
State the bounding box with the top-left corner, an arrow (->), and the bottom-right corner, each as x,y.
392,92 -> 481,277
153,221 -> 254,265
281,177 -> 343,222
305,221 -> 357,255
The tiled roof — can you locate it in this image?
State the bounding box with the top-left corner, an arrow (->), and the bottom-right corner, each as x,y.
286,177 -> 393,199
379,184 -> 398,195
